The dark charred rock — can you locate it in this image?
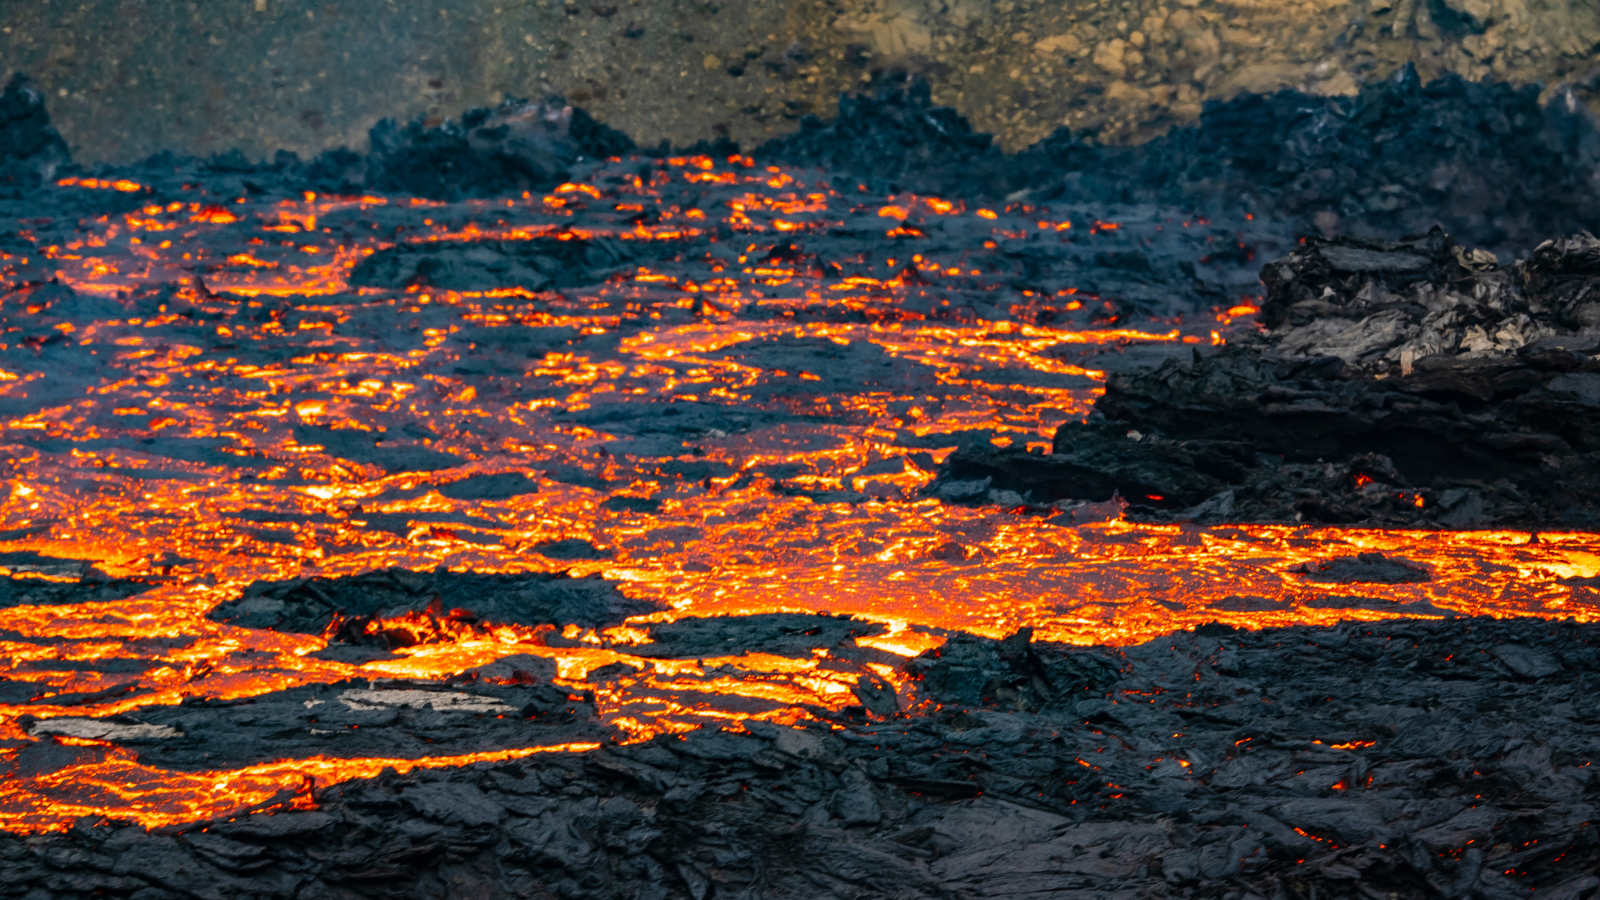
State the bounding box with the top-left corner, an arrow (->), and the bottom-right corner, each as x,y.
8,617 -> 1600,898
755,75 -> 1006,196
435,471 -> 538,501
933,422 -> 1243,508
912,628 -> 1123,711
348,235 -> 651,292
296,97 -> 636,200
0,568 -> 152,610
365,100 -> 581,201
631,613 -> 886,660
293,97 -> 632,201
0,74 -> 70,198
288,424 -> 461,473
528,537 -> 609,560
931,228 -> 1600,526
1297,551 -> 1432,584
567,106 -> 637,161
207,566 -> 658,635
305,643 -> 399,665
50,678 -> 604,771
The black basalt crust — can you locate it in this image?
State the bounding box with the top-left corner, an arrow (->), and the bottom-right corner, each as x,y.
207,566 -> 658,636
348,234 -> 653,292
329,97 -> 636,202
761,68 -> 1600,256
7,617 -> 1600,899
0,74 -> 69,197
931,228 -> 1600,527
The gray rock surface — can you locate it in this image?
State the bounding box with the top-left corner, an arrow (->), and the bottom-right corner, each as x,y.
4,616 -> 1597,899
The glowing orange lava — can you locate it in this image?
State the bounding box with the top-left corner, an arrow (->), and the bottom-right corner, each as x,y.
0,155 -> 1583,832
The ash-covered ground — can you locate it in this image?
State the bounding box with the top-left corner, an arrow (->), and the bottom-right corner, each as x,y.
0,72 -> 1598,900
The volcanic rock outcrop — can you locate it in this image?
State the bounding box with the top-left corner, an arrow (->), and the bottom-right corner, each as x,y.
936,227 -> 1600,527
0,74 -> 68,198
299,97 -> 638,202
762,69 -> 1600,256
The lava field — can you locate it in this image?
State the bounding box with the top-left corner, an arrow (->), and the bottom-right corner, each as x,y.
0,71 -> 1598,899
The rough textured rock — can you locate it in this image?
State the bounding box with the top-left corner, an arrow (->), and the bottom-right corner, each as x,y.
934,227 -> 1600,526
348,235 -> 653,292
207,567 -> 658,638
0,568 -> 152,611
302,97 -> 637,201
53,677 -> 603,771
6,617 -> 1600,899
762,70 -> 1600,256
0,74 -> 69,198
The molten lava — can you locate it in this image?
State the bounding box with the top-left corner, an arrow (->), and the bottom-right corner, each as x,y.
0,154 -> 1587,832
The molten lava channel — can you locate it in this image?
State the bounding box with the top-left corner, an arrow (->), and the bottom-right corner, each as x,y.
0,154 -> 1587,832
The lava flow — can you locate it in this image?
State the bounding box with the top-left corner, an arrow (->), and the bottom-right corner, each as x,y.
0,150 -> 1590,836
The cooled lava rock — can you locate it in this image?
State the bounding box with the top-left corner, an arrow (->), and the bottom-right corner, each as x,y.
0,562 -> 152,610
434,471 -> 540,501
0,577 -> 151,610
348,234 -> 655,292
207,566 -> 658,637
7,616 -> 1599,899
628,613 -> 889,660
21,677 -> 605,771
762,68 -> 1600,256
1297,551 -> 1432,585
304,97 -> 635,201
289,424 -> 461,474
933,228 -> 1600,527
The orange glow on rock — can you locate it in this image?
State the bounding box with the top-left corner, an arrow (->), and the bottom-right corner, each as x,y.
0,153 -> 1576,838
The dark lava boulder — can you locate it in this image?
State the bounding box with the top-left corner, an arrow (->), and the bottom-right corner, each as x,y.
1297,551 -> 1431,584
86,677 -> 603,770
630,613 -> 886,660
911,627 -> 1124,712
290,423 -> 461,473
349,234 -> 651,292
208,566 -> 658,636
0,74 -> 70,197
761,68 -> 1600,255
757,75 -> 1008,196
0,572 -> 152,610
299,96 -> 636,200
436,471 -> 539,501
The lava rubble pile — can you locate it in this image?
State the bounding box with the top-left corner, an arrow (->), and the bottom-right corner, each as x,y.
941,227 -> 1600,529
1,68 -> 1600,900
